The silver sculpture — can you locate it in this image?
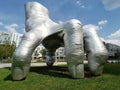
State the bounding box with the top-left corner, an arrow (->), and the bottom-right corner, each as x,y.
11,2 -> 108,80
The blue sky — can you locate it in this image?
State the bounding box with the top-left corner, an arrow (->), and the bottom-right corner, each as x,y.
0,0 -> 120,45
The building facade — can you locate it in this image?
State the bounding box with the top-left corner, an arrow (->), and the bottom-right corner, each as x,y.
0,31 -> 11,44
32,44 -> 44,60
105,43 -> 120,59
55,47 -> 65,59
0,31 -> 23,47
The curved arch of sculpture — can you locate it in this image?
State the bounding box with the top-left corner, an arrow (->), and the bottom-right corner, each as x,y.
11,2 -> 108,80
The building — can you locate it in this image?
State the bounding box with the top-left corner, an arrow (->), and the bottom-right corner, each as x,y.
0,31 -> 23,47
32,44 -> 44,60
105,43 -> 120,59
0,31 -> 11,44
56,47 -> 65,59
10,32 -> 23,47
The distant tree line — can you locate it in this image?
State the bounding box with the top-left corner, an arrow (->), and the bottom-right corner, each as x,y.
40,48 -> 47,59
0,41 -> 16,61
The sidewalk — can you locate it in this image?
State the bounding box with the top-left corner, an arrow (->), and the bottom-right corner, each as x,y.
0,61 -> 88,68
0,62 -> 67,68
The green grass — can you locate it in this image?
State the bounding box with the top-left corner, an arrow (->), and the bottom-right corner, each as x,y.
0,63 -> 120,90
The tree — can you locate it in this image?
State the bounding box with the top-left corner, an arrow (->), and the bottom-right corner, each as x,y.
0,41 -> 16,61
9,42 -> 16,58
0,45 -> 4,60
40,48 -> 47,59
34,50 -> 39,57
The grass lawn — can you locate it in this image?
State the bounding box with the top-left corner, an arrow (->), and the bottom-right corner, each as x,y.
0,63 -> 120,90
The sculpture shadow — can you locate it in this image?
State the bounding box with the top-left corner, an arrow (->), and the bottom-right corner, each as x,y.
30,66 -> 71,79
3,67 -> 13,81
4,74 -> 13,81
3,66 -> 92,81
30,65 -> 92,79
4,63 -> 120,81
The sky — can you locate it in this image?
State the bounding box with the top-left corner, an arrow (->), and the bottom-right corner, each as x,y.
0,0 -> 120,46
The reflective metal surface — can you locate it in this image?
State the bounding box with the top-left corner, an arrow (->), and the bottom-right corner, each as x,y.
12,2 -> 108,80
83,26 -> 108,75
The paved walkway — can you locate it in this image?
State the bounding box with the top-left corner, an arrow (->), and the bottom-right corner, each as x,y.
0,61 -> 88,68
0,62 -> 67,68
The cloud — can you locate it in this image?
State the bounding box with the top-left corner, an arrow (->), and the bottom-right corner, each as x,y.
83,24 -> 100,31
98,20 -> 108,26
58,20 -> 63,24
101,37 -> 120,46
98,20 -> 108,29
102,0 -> 120,11
76,0 -> 85,8
4,24 -> 18,33
0,22 -> 4,26
104,28 -> 120,46
83,20 -> 108,31
108,29 -> 120,39
0,21 -> 24,34
83,19 -> 119,46
100,37 -> 106,41
105,39 -> 120,46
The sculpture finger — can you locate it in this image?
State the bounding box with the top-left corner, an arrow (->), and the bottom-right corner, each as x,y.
83,26 -> 108,75
12,31 -> 42,80
63,19 -> 84,78
12,1 -> 60,80
12,2 -> 47,80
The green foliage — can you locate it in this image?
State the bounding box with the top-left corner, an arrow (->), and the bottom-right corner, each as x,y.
40,48 -> 47,58
0,64 -> 120,90
34,50 -> 39,56
0,41 -> 16,60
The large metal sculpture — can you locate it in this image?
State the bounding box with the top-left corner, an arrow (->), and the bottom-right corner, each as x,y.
11,2 -> 108,80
